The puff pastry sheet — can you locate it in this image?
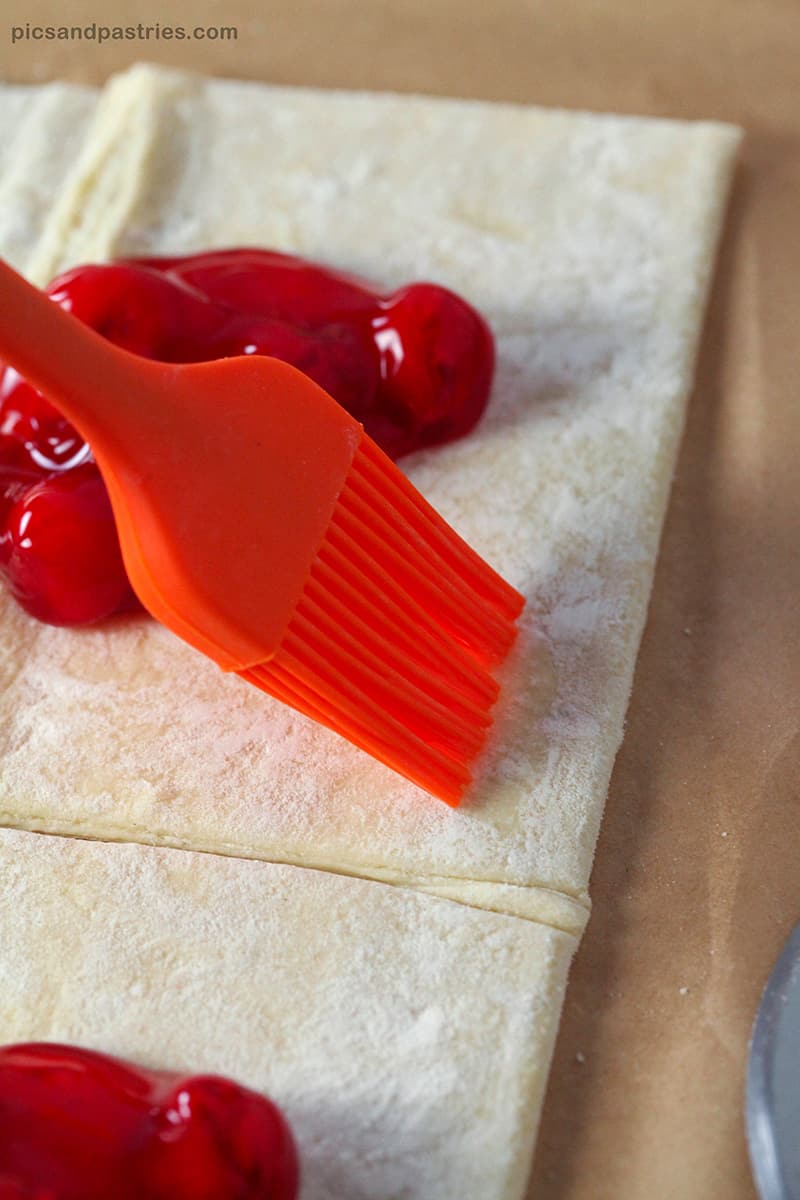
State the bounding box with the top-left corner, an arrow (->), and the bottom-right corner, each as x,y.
0,66 -> 739,929
0,69 -> 739,1200
0,826 -> 575,1200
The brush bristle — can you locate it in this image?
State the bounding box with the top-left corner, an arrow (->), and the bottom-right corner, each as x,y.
241,437 -> 524,805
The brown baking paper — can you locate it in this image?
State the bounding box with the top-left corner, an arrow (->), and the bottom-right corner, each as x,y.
2,3 -> 799,1198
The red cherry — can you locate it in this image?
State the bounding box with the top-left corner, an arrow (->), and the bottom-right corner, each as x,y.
48,264 -> 219,360
372,284 -> 495,456
138,1076 -> 299,1200
0,368 -> 87,472
0,1044 -> 299,1200
219,317 -> 379,420
0,465 -> 134,625
0,435 -> 38,475
0,468 -> 39,532
154,248 -> 377,325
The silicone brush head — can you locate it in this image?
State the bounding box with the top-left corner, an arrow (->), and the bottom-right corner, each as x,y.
0,260 -> 524,804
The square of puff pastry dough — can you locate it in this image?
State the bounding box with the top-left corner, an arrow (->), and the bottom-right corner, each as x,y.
0,66 -> 739,934
0,826 -> 575,1200
0,70 -> 739,1200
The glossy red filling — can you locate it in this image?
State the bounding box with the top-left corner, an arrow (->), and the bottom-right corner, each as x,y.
0,1043 -> 299,1200
0,249 -> 494,626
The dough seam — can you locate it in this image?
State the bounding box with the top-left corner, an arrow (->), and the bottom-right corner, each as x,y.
0,814 -> 590,935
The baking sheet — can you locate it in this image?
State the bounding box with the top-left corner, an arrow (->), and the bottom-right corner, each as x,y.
2,3 -> 799,1198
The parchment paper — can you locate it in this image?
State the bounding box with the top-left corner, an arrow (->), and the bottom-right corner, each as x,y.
2,3 -> 799,1197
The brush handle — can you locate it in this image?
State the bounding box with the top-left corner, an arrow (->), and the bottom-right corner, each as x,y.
0,258 -> 160,446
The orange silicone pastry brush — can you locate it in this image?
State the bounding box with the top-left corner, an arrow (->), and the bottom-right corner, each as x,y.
0,259 -> 524,805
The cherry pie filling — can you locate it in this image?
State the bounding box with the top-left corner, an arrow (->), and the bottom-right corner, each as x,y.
0,249 -> 494,626
0,1042 -> 299,1200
